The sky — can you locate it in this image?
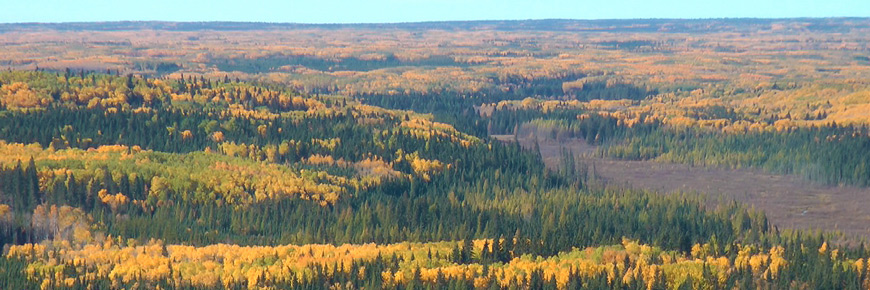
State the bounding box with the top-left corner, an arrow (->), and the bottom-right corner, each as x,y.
1,0 -> 869,23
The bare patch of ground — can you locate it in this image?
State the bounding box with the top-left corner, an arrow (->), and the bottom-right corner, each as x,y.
493,134 -> 870,239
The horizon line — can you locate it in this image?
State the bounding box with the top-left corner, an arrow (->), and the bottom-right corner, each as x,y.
1,16 -> 867,26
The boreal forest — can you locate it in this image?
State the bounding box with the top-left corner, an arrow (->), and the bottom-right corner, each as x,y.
2,19 -> 870,289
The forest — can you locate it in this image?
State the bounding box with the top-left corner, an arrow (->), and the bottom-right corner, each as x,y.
1,18 -> 870,289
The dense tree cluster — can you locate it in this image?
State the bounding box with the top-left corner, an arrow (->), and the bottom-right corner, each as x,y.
1,71 -> 869,289
479,103 -> 870,187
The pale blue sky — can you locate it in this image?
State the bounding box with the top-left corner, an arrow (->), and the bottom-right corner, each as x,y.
1,0 -> 868,23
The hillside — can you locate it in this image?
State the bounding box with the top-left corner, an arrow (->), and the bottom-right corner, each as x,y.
0,69 -> 860,290
3,19 -> 870,289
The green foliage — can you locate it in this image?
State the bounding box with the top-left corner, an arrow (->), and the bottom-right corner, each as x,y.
0,70 -> 868,289
602,125 -> 870,186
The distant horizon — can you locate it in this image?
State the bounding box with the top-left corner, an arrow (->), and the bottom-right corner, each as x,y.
2,0 -> 867,24
3,16 -> 869,26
